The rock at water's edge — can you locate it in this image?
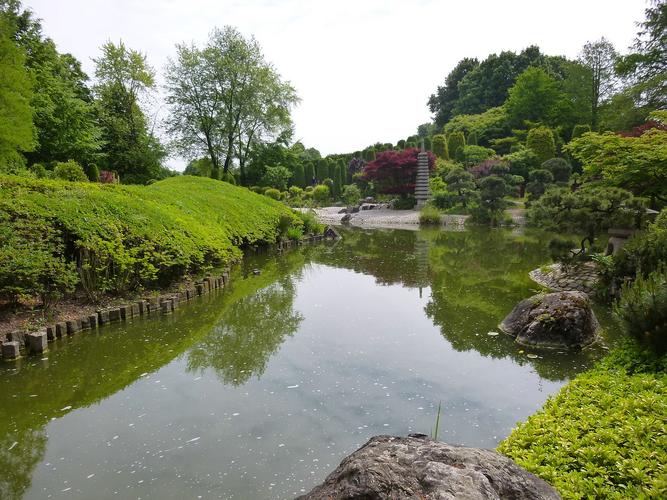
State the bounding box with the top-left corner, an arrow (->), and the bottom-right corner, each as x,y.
297,434 -> 561,500
500,291 -> 599,348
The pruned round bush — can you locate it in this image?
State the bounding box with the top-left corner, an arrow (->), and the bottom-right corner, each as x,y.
341,184 -> 361,206
313,184 -> 330,204
526,126 -> 556,164
542,158 -> 571,183
54,160 -> 88,182
264,188 -> 281,200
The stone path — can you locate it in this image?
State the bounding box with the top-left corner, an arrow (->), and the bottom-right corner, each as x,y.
529,261 -> 600,294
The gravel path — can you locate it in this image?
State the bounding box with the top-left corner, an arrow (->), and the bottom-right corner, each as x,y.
310,207 -> 469,230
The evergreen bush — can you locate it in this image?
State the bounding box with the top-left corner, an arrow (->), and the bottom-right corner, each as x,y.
526,126 -> 556,164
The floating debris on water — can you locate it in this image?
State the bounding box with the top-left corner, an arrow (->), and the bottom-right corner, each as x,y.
287,385 -> 299,389
487,331 -> 499,336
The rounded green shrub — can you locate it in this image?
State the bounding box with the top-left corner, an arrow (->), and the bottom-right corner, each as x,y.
54,160 -> 88,182
264,188 -> 281,200
313,184 -> 330,204
419,205 -> 442,225
447,132 -> 466,162
432,134 -> 449,159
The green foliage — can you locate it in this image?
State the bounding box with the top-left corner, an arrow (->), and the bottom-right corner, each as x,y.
504,147 -> 539,179
315,159 -> 328,182
541,157 -> 571,183
528,185 -> 645,246
292,163 -> 305,188
295,209 -> 323,235
261,165 -> 291,190
341,184 -> 361,206
616,268 -> 667,355
431,134 -> 449,159
443,107 -> 509,146
525,169 -> 554,200
53,160 -> 88,182
304,161 -> 315,185
475,175 -> 508,224
393,196 -> 416,210
526,126 -> 556,164
445,167 -> 476,207
499,343 -> 667,499
607,209 -> 667,286
419,205 -> 442,225
0,16 -> 35,171
0,175 -> 296,301
565,129 -> 667,204
572,124 -> 591,138
447,132 -> 466,162
460,144 -> 495,167
506,67 -> 565,127
85,163 -> 100,182
263,188 -> 281,200
312,184 -> 330,204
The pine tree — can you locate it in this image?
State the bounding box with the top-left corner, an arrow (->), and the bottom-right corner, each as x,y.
305,161 -> 315,185
316,158 -> 328,182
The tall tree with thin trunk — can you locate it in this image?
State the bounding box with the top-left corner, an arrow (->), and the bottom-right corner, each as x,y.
164,26 -> 298,183
579,38 -> 619,129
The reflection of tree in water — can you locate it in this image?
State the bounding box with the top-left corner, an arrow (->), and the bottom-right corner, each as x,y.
0,427 -> 47,499
315,227 -> 605,381
187,277 -> 303,385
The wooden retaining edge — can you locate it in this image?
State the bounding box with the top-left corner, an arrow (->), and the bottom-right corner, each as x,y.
1,229 -> 341,360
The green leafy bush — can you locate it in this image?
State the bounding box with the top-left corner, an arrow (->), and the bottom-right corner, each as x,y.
264,188 -> 281,200
0,175 -> 295,301
615,268 -> 667,354
526,126 -> 556,164
54,160 -> 88,182
419,205 -> 442,225
460,145 -> 495,167
296,209 -> 323,235
393,196 -> 416,210
313,184 -> 330,204
286,226 -> 303,241
542,158 -> 571,183
499,343 -> 667,499
341,184 -> 361,206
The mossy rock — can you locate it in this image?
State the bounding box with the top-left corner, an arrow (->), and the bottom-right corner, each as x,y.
500,291 -> 600,348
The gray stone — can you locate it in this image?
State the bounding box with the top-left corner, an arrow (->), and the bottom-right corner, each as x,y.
298,435 -> 560,500
2,341 -> 20,360
160,301 -> 171,315
500,291 -> 600,348
55,322 -> 67,337
108,308 -> 121,323
195,283 -> 204,296
97,310 -> 109,325
88,315 -> 97,329
340,213 -> 351,224
131,303 -> 140,316
46,326 -> 56,341
136,300 -> 146,315
27,331 -> 48,353
80,317 -> 90,330
7,330 -> 26,345
119,305 -> 132,320
66,320 -> 81,335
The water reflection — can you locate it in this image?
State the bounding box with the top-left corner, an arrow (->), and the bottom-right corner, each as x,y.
187,278 -> 303,385
0,227 -> 619,499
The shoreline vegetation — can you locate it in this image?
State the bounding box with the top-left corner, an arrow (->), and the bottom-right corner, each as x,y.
498,341 -> 667,499
0,175 -> 324,338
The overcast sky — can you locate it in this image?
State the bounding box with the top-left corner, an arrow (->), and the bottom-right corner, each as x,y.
24,0 -> 647,170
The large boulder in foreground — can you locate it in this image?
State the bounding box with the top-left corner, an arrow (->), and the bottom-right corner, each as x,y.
297,435 -> 561,500
500,291 -> 599,348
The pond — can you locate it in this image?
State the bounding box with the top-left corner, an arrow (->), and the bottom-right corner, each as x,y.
0,227 -> 619,499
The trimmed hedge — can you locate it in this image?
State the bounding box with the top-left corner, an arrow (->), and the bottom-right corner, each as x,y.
0,175 -> 297,301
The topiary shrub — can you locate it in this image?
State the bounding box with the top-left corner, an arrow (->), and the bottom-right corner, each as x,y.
526,126 -> 556,164
432,134 -> 449,159
447,132 -> 466,162
54,160 -> 88,182
86,163 -> 100,182
615,268 -> 667,355
526,169 -> 555,200
393,196 -> 416,210
264,188 -> 281,200
460,145 -> 495,167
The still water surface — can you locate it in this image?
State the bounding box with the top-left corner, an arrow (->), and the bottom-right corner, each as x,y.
0,227 -> 617,499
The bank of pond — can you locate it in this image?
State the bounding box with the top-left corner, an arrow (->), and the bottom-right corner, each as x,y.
0,226 -> 664,499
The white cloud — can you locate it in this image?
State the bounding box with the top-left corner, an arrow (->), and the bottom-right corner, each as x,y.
25,0 -> 646,169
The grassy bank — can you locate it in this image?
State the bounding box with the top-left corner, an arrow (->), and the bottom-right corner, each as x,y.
498,342 -> 667,499
0,175 -> 301,304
